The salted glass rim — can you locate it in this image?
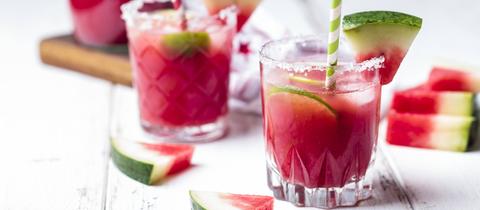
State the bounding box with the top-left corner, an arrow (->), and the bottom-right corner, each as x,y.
259,35 -> 385,73
121,0 -> 237,28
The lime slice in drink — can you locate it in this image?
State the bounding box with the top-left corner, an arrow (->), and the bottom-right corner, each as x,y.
268,85 -> 336,116
289,75 -> 324,86
162,32 -> 211,57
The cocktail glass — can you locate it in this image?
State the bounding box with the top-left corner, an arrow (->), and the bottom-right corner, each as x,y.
122,0 -> 237,142
69,0 -> 131,47
260,36 -> 383,208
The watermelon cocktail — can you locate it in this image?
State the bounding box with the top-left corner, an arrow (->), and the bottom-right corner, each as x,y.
69,0 -> 131,46
122,1 -> 237,141
260,36 -> 382,208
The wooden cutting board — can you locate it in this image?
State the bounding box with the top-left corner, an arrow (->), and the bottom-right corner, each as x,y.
39,34 -> 133,86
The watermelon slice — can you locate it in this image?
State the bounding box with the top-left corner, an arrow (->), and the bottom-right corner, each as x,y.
428,67 -> 480,92
235,0 -> 261,30
111,138 -> 194,185
391,85 -> 476,116
386,111 -> 476,152
190,191 -> 273,210
202,0 -> 261,30
343,11 -> 422,85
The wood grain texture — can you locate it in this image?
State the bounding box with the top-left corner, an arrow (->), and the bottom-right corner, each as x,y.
378,120 -> 480,210
105,86 -> 412,210
39,35 -> 132,86
0,68 -> 113,210
385,144 -> 480,210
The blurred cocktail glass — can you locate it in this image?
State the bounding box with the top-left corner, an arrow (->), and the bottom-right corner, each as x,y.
122,0 -> 237,142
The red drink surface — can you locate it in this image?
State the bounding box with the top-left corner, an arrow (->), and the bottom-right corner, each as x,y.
262,70 -> 381,188
127,14 -> 235,128
69,0 -> 130,46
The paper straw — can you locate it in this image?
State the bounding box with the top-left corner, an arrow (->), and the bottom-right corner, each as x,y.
326,0 -> 342,89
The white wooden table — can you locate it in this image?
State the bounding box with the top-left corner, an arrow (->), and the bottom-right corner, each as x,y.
1,0 -> 480,209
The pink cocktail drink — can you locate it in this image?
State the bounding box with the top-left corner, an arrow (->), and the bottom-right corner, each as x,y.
69,0 -> 131,46
260,36 -> 382,208
122,1 -> 237,141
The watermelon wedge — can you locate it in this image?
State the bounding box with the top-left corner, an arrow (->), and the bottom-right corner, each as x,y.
343,11 -> 422,85
386,111 -> 476,152
391,85 -> 476,116
202,0 -> 261,30
190,191 -> 273,210
235,0 -> 261,30
111,138 -> 194,185
428,67 -> 480,92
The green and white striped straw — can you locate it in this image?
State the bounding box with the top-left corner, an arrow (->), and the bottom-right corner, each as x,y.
326,0 -> 342,89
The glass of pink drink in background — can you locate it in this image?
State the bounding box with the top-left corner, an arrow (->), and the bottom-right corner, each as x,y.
69,0 -> 131,47
122,0 -> 237,142
260,36 -> 382,208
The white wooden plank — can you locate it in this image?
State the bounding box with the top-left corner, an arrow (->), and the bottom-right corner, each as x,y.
0,0 -> 113,209
105,86 -> 411,210
382,123 -> 480,210
0,67 -> 113,210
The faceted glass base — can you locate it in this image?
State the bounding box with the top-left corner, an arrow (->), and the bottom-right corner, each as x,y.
141,117 -> 227,143
267,165 -> 373,209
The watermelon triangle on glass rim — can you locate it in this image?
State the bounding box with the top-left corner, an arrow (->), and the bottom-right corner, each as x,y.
343,11 -> 422,85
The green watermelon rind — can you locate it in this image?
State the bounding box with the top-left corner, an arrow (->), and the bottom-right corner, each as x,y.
190,191 -> 208,210
439,92 -> 476,116
111,138 -> 155,185
343,11 -> 422,31
437,116 -> 474,152
268,85 -> 337,116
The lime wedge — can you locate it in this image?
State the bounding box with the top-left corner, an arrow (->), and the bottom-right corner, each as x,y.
162,32 -> 211,57
269,85 -> 336,116
289,76 -> 324,86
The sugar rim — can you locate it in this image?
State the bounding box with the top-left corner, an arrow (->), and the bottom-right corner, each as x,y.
259,35 -> 385,73
121,0 -> 237,28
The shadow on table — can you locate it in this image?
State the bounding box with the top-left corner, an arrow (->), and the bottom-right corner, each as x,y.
224,110 -> 263,140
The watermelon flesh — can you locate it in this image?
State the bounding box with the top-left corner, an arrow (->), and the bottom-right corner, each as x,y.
142,143 -> 194,175
356,47 -> 405,85
202,0 -> 261,31
428,67 -> 480,92
342,11 -> 422,85
190,191 -> 273,210
391,85 -> 475,116
386,111 -> 475,152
